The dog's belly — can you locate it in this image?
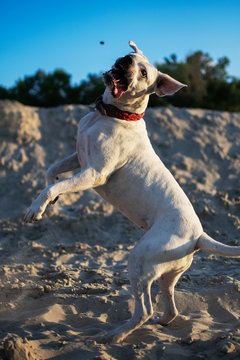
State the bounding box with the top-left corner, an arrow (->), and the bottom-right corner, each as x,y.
95,156 -> 202,235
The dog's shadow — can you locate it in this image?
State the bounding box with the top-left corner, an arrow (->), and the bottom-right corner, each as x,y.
92,314 -> 193,345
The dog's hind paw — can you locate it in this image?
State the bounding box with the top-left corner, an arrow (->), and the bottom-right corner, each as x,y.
96,330 -> 127,344
148,313 -> 178,326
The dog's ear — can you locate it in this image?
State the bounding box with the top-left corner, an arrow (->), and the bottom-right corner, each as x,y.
155,73 -> 187,97
129,41 -> 144,56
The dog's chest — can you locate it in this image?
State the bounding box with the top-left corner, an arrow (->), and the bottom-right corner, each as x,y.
77,112 -> 148,169
76,113 -> 100,168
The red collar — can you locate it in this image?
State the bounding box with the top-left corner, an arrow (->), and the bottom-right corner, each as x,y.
95,96 -> 144,121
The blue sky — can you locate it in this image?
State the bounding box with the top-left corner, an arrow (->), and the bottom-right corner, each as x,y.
0,0 -> 239,87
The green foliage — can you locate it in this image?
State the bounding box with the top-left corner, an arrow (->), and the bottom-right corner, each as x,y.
10,69 -> 72,107
0,86 -> 10,99
75,74 -> 105,105
1,69 -> 105,107
0,51 -> 240,111
154,51 -> 240,111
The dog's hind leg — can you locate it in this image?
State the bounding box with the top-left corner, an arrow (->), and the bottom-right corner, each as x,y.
150,271 -> 181,325
100,231 -> 161,343
100,274 -> 154,344
150,255 -> 193,326
99,224 -> 196,343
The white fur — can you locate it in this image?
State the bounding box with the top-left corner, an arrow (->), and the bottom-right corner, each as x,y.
24,41 -> 240,343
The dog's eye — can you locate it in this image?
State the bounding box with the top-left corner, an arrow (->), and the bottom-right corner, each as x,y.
140,68 -> 147,78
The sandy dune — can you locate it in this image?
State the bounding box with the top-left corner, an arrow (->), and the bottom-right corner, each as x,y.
0,100 -> 240,359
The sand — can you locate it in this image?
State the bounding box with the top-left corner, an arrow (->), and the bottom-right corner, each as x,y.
0,99 -> 240,359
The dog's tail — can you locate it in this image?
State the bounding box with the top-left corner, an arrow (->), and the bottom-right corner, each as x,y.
196,232 -> 240,257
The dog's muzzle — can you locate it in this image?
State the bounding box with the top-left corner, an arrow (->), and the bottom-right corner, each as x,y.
103,55 -> 133,99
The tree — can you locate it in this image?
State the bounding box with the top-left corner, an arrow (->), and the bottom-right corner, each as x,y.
0,86 -> 10,100
0,52 -> 239,111
155,50 -> 234,110
78,74 -> 105,104
40,69 -> 71,106
10,69 -> 72,107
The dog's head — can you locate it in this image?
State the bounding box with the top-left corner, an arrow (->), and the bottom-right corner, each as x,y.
103,41 -> 186,113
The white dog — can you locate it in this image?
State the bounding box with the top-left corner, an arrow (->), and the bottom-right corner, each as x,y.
24,41 -> 240,343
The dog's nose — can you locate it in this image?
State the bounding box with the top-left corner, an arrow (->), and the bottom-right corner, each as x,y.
115,55 -> 133,69
122,55 -> 133,66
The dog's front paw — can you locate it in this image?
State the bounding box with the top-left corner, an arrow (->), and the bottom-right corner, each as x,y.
24,199 -> 48,223
24,206 -> 43,223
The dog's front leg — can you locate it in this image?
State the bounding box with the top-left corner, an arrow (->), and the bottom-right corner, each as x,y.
46,152 -> 81,205
46,152 -> 80,186
24,167 -> 106,222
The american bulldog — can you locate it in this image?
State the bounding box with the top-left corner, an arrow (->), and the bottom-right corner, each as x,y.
24,41 -> 240,343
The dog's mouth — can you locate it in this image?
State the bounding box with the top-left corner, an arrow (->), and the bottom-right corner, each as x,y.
103,70 -> 128,99
103,55 -> 132,99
